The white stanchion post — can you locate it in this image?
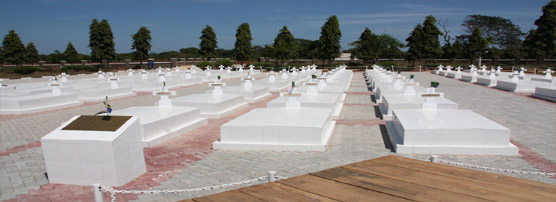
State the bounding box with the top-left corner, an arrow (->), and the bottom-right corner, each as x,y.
430,155 -> 439,163
268,171 -> 276,182
93,183 -> 103,202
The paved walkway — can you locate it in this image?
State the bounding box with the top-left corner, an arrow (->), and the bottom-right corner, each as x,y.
0,71 -> 555,202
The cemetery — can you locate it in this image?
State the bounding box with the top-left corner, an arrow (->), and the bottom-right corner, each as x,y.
1,0 -> 556,201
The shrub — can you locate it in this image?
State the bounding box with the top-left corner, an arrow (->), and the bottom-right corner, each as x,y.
423,63 -> 439,67
378,61 -> 399,67
61,65 -> 98,72
12,66 -> 39,74
196,61 -> 212,68
214,59 -> 233,67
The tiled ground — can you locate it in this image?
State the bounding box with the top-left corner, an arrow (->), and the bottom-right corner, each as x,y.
0,71 -> 555,202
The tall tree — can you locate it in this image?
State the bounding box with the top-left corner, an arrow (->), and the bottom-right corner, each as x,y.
466,28 -> 488,63
0,46 -> 3,64
89,19 -> 115,66
132,26 -> 152,68
273,26 -> 296,66
351,28 -> 374,64
405,24 -> 424,65
318,15 -> 342,65
199,25 -> 218,60
533,0 -> 556,59
2,30 -> 26,65
522,29 -> 543,60
63,42 -> 79,63
462,15 -> 524,50
25,42 -> 40,65
421,15 -> 443,61
233,23 -> 252,65
377,34 -> 404,59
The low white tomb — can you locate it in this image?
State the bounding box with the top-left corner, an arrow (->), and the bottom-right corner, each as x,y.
385,109 -> 518,155
212,107 -> 335,151
41,115 -> 147,186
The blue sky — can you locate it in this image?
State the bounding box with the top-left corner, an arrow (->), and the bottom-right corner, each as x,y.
0,0 -> 549,54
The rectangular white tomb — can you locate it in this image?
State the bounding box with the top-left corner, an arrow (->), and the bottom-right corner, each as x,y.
108,106 -> 208,147
385,109 -> 518,155
213,107 -> 335,151
41,115 -> 146,186
171,93 -> 247,118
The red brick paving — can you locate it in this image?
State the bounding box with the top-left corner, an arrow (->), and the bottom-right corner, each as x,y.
0,141 -> 41,156
345,91 -> 374,95
343,103 -> 378,106
511,139 -> 556,180
8,93 -> 279,202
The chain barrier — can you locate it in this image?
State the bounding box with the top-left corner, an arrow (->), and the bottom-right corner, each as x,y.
423,157 -> 556,177
99,175 -> 287,202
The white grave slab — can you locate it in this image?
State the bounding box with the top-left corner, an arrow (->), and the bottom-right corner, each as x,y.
213,107 -> 335,151
41,115 -> 146,186
0,92 -> 82,114
109,106 -> 208,147
267,93 -> 343,119
76,86 -> 135,101
171,94 -> 247,118
532,86 -> 556,102
379,94 -> 458,120
495,79 -> 555,93
385,109 -> 518,155
208,86 -> 270,103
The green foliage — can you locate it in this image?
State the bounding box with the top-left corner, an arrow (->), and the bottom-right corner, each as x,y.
318,15 -> 342,64
25,42 -> 40,65
466,28 -> 488,61
132,26 -> 152,64
196,61 -> 212,67
421,15 -> 443,60
533,0 -> 556,58
2,30 -> 26,65
12,66 -> 39,74
233,23 -> 253,64
423,63 -> 440,67
351,28 -> 375,63
273,26 -> 297,65
214,59 -> 233,67
199,25 -> 218,60
522,29 -> 543,59
63,42 -> 79,63
406,24 -> 424,61
180,47 -> 201,58
61,65 -> 98,72
252,45 -> 275,59
89,19 -> 115,62
462,15 -> 524,50
378,61 -> 398,67
295,38 -> 319,59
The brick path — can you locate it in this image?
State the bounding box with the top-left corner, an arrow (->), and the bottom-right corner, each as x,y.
1,71 -> 555,202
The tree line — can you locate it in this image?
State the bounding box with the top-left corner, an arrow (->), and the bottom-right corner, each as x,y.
1,0 -> 555,67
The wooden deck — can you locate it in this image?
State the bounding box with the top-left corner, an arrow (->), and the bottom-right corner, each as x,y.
182,155 -> 556,201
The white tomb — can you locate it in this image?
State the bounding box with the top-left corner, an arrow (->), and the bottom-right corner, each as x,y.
76,85 -> 135,102
532,86 -> 556,102
209,86 -> 270,103
108,106 -> 208,147
0,92 -> 83,114
41,115 -> 147,186
385,109 -> 518,155
267,93 -> 343,119
379,93 -> 458,120
212,107 -> 335,151
171,94 -> 246,118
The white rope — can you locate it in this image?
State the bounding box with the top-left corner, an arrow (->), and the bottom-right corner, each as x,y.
423,157 -> 556,177
101,175 -> 287,202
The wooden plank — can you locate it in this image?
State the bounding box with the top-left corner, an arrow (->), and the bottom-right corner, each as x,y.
311,167 -> 487,202
192,190 -> 262,202
239,182 -> 338,202
62,115 -> 132,131
278,174 -> 410,201
345,160 -> 542,201
372,155 -> 556,200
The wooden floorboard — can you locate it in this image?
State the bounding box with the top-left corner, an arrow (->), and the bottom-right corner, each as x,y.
190,155 -> 556,202
372,156 -> 556,201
